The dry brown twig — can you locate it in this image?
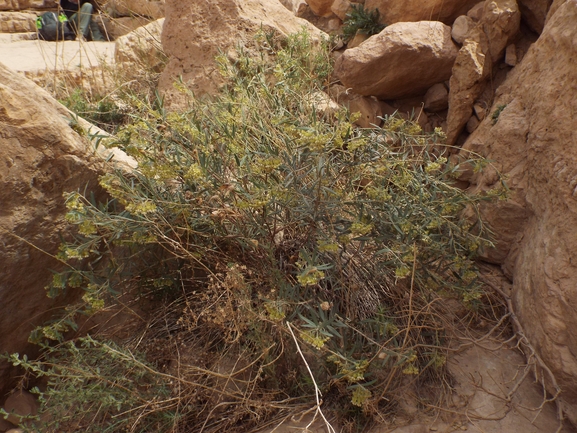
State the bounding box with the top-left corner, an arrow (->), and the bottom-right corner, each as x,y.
480,277 -> 565,433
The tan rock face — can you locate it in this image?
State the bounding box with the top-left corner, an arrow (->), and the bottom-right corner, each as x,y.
115,18 -> 164,69
329,84 -> 382,128
3,390 -> 38,425
330,0 -> 351,20
481,0 -> 521,62
364,0 -> 479,24
100,15 -> 150,40
107,0 -> 165,19
424,82 -> 449,112
451,15 -> 475,44
446,39 -> 487,144
446,0 -> 520,144
0,63 -> 133,398
518,0 -> 553,32
158,0 -> 324,107
334,21 -> 459,100
305,0 -> 334,16
0,0 -> 54,11
279,0 -> 307,14
459,1 -> 577,424
467,1 -> 486,20
0,11 -> 36,32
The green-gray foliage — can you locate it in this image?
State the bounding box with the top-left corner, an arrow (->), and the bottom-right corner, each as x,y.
60,88 -> 126,133
342,5 -> 386,42
5,337 -> 175,432
491,104 -> 507,125
18,30 -> 503,432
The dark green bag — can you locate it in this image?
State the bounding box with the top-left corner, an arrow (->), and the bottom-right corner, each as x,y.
36,11 -> 76,41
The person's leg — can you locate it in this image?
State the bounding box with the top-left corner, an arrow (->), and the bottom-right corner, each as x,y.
69,12 -> 80,37
88,19 -> 105,41
75,2 -> 93,38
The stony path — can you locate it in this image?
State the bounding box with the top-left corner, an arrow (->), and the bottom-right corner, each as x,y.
0,35 -> 114,72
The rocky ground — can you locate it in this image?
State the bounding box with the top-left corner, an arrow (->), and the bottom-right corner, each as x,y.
2,0 -> 577,431
0,36 -> 114,72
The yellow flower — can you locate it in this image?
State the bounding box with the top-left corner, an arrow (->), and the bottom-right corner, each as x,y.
351,386 -> 371,407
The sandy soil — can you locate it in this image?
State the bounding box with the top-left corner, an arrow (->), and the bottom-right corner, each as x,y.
0,36 -> 114,72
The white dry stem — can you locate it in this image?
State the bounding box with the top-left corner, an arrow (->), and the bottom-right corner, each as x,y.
286,321 -> 338,433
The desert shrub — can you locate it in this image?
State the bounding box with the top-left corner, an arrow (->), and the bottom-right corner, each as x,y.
15,30 -> 502,432
342,5 -> 386,42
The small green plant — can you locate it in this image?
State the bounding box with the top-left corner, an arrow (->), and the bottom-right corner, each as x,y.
342,5 -> 386,42
4,337 -> 176,433
491,104 -> 507,125
60,88 -> 126,132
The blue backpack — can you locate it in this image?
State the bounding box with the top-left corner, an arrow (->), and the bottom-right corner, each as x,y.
36,11 -> 76,41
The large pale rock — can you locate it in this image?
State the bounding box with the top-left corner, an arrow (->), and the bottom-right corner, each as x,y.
451,15 -> 475,44
0,11 -> 36,32
329,84 -> 382,128
467,1 -> 486,20
107,0 -> 165,19
481,0 -> 521,62
446,0 -> 520,144
330,0 -> 351,20
424,82 -> 449,112
518,0 -> 553,32
304,0 -> 333,16
100,15 -> 150,40
158,0 -> 324,106
446,40 -> 487,144
334,21 -> 459,100
0,0 -> 54,10
115,18 -> 164,69
279,0 -> 307,14
459,0 -> 577,424
545,0 -> 567,23
0,62 -> 134,398
3,390 -> 38,425
364,0 -> 479,24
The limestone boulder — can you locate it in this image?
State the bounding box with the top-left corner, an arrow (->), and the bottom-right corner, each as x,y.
446,0 -> 520,144
0,62 -> 134,398
330,0 -> 352,20
364,0 -> 479,24
279,0 -> 307,14
0,12 -> 36,32
0,0 -> 54,11
304,0 -> 334,16
333,21 -> 459,100
459,0 -> 577,424
329,84 -> 382,128
100,15 -> 150,39
467,1 -> 486,20
158,0 -> 325,106
115,18 -> 165,70
451,15 -> 475,44
504,43 -> 517,65
424,82 -> 449,112
446,39 -> 487,144
3,390 -> 38,425
107,0 -> 165,19
545,0 -> 567,23
346,31 -> 368,48
481,0 -> 521,62
518,0 -> 553,32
